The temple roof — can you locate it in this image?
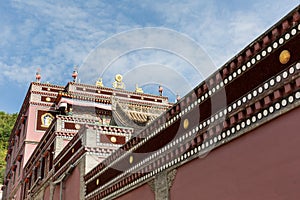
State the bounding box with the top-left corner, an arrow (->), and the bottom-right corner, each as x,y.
111,97 -> 170,132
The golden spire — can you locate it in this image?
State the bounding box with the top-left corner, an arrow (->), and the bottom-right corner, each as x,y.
96,77 -> 104,87
135,84 -> 143,93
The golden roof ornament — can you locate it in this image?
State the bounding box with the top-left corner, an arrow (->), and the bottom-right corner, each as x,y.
112,74 -> 125,89
135,84 -> 144,93
96,77 -> 104,87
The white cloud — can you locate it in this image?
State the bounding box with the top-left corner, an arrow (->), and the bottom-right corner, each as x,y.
139,0 -> 299,67
1,0 -> 299,92
0,62 -> 36,85
79,28 -> 216,87
0,61 -> 67,86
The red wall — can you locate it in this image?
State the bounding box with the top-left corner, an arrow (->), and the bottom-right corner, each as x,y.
63,165 -> 80,200
117,184 -> 154,200
53,185 -> 60,200
43,166 -> 80,200
43,186 -> 50,200
170,107 -> 300,200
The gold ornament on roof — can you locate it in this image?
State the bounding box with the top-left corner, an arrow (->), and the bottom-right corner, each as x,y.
115,74 -> 123,82
135,84 -> 144,93
112,74 -> 125,89
96,78 -> 104,87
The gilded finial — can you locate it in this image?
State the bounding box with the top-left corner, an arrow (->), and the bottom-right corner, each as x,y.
96,78 -> 104,87
135,84 -> 144,93
112,74 -> 125,89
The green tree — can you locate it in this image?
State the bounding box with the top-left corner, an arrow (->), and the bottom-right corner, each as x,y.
0,111 -> 18,182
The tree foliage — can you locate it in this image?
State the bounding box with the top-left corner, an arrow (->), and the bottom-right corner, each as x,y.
0,111 -> 18,182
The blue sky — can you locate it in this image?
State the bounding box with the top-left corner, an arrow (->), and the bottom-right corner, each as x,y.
0,0 -> 299,113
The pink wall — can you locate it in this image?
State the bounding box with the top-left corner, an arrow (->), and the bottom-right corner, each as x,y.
23,105 -> 52,166
170,107 -> 300,200
23,143 -> 38,167
26,105 -> 46,142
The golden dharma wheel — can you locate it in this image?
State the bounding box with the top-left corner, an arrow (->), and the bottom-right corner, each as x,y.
115,74 -> 123,82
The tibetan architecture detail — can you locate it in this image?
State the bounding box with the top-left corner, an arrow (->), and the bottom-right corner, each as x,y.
112,74 -> 125,89
135,84 -> 144,93
40,113 -> 54,128
95,78 -> 104,87
2,74 -> 170,200
83,5 -> 300,200
3,5 -> 300,200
